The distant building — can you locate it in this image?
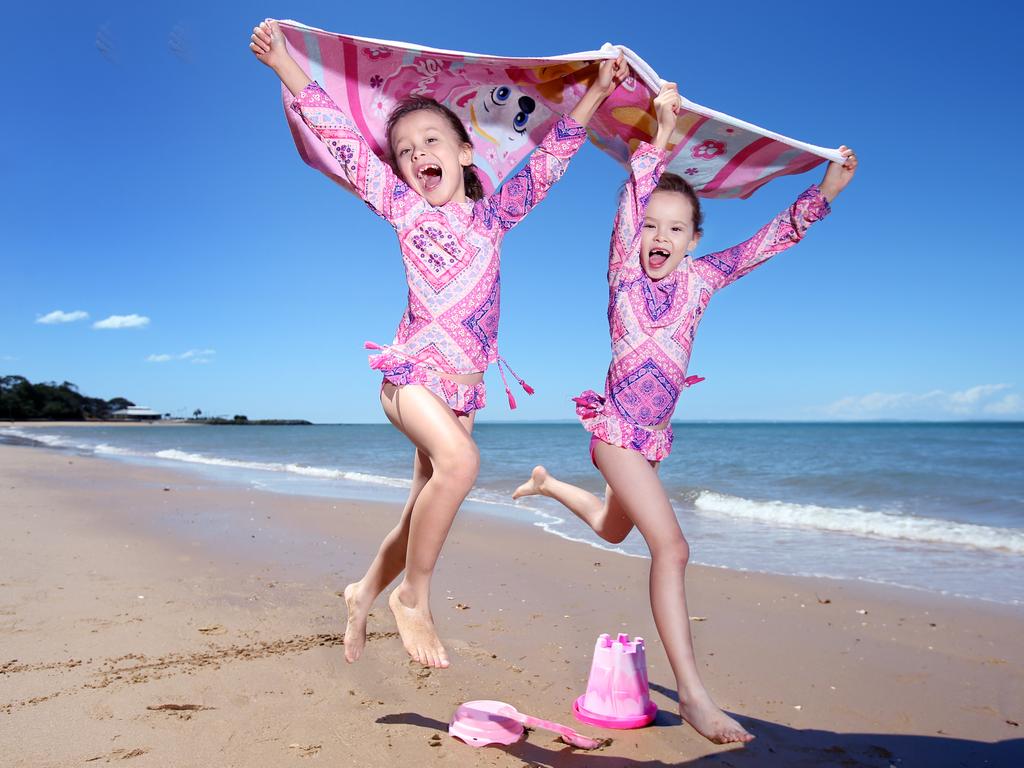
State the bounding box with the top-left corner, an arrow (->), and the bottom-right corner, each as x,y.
109,406 -> 162,421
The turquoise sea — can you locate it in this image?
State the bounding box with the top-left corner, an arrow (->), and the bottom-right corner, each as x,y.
3,422 -> 1022,606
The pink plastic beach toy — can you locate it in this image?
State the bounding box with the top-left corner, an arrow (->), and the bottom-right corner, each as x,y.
449,700 -> 522,747
573,633 -> 658,729
449,700 -> 602,749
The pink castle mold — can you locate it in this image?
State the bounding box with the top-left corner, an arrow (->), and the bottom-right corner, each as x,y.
573,632 -> 658,729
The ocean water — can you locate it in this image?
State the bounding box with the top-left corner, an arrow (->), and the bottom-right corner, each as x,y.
3,422 -> 1022,606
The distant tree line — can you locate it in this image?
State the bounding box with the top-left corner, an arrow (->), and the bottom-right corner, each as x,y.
0,376 -> 134,420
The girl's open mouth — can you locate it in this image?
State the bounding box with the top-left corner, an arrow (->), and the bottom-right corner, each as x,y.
418,164 -> 443,192
648,248 -> 670,268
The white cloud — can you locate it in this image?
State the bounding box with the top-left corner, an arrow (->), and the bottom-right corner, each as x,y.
984,394 -> 1023,415
947,384 -> 1010,412
180,349 -> 215,363
823,384 -> 1023,419
36,309 -> 89,325
93,314 -> 150,330
147,349 -> 215,364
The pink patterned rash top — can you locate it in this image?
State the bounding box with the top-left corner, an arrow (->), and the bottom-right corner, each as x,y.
575,143 -> 832,460
288,82 -> 588,409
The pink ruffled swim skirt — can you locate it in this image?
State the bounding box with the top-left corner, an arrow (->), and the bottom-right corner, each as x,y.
372,356 -> 486,416
574,389 -> 674,463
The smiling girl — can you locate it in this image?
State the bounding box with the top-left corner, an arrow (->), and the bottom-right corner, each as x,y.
514,82 -> 857,743
251,20 -> 625,670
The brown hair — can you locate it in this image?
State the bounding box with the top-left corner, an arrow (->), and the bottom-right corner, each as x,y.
655,172 -> 704,234
385,97 -> 484,201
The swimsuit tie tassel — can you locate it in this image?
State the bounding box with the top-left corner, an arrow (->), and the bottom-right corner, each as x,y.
495,355 -> 535,410
683,375 -> 705,388
498,356 -> 535,395
495,358 -> 518,410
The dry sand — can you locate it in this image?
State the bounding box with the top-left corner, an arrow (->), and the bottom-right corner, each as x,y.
1,444 -> 1021,767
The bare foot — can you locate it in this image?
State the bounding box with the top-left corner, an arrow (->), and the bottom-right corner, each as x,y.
512,465 -> 548,499
343,583 -> 372,663
679,694 -> 754,745
388,588 -> 449,669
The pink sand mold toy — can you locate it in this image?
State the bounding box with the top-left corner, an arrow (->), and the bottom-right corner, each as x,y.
574,632 -> 658,729
449,699 -> 602,750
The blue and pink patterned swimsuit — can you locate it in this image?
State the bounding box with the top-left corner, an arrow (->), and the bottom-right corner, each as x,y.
576,143 -> 831,461
288,82 -> 587,413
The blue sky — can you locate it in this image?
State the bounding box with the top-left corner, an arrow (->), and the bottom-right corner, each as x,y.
3,1 -> 1022,423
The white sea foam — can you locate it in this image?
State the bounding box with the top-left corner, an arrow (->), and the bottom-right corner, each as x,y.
333,470 -> 411,489
153,449 -> 283,472
494,496 -> 646,559
148,449 -> 413,489
292,463 -> 414,489
694,490 -> 1024,554
33,433 -> 69,447
1,428 -> 71,448
283,463 -> 346,480
94,443 -> 135,456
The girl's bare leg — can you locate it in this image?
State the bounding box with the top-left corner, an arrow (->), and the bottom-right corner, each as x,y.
374,383 -> 479,668
343,447 -> 431,663
343,388 -> 475,665
513,465 -> 635,544
592,440 -> 753,745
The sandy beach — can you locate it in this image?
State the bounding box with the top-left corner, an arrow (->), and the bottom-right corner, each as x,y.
1,442 -> 1022,767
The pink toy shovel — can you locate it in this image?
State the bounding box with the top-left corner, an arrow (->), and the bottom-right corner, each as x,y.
450,699 -> 602,750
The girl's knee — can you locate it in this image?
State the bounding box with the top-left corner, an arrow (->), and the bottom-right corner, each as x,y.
652,535 -> 690,568
455,448 -> 480,487
435,440 -> 479,487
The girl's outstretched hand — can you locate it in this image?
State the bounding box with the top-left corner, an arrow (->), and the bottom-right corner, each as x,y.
653,82 -> 681,150
595,54 -> 629,98
250,19 -> 311,96
570,53 -> 628,126
820,146 -> 857,202
250,19 -> 288,70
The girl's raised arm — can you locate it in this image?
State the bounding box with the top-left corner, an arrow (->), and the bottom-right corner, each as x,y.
609,146 -> 666,277
609,84 -> 678,277
251,20 -> 405,223
693,148 -> 856,292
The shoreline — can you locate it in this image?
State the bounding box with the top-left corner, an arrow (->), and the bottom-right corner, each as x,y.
40,443 -> 1024,616
1,443 -> 1022,766
4,423 -> 1022,609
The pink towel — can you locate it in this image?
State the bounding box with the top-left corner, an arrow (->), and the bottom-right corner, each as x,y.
278,21 -> 842,200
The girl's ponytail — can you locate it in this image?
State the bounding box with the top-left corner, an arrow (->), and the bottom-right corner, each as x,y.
462,166 -> 485,201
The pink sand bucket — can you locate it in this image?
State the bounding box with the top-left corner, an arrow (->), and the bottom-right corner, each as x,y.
573,633 -> 657,729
